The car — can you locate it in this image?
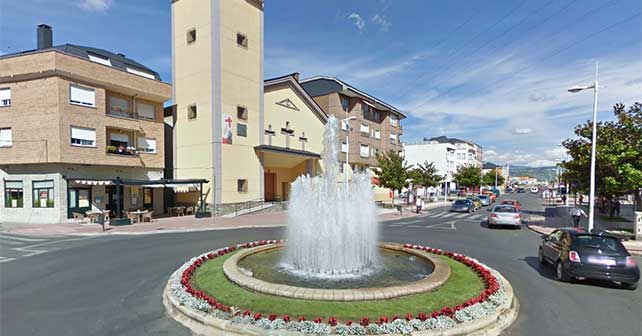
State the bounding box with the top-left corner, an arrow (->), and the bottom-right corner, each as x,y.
500,199 -> 522,211
466,196 -> 482,210
530,187 -> 539,193
451,199 -> 475,213
482,191 -> 496,202
487,204 -> 521,228
538,228 -> 640,289
505,187 -> 514,193
517,187 -> 526,193
477,195 -> 492,206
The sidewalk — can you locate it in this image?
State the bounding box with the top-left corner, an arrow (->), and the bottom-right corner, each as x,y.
3,202 -> 451,237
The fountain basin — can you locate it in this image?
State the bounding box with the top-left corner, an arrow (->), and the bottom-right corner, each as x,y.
223,242 -> 451,301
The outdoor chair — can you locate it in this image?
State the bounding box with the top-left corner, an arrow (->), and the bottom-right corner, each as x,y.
103,210 -> 110,223
126,211 -> 140,224
142,210 -> 153,223
185,206 -> 194,215
72,212 -> 86,223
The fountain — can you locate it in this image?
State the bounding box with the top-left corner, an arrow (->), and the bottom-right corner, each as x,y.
281,116 -> 379,277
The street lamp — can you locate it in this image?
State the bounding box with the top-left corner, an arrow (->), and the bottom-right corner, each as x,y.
341,116 -> 358,193
568,61 -> 599,232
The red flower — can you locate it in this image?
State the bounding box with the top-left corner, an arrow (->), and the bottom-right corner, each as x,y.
417,312 -> 428,321
377,315 -> 389,324
346,320 -> 353,326
298,316 -> 306,322
431,311 -> 441,319
328,317 -> 338,326
313,317 -> 322,324
282,315 -> 290,322
405,313 -> 414,321
268,313 -> 277,321
253,312 -> 262,320
360,317 -> 370,326
391,315 -> 399,321
441,307 -> 454,317
243,310 -> 251,316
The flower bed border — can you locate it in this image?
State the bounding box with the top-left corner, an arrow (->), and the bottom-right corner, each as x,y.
163,240 -> 519,335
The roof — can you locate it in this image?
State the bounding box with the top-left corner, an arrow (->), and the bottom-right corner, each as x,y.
264,73 -> 328,123
299,75 -> 406,118
0,44 -> 162,81
426,136 -> 481,148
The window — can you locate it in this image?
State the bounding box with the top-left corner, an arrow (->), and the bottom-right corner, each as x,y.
237,33 -> 248,48
0,128 -> 12,147
188,104 -> 197,119
186,28 -> 196,44
0,88 -> 10,107
237,106 -> 248,120
390,114 -> 398,127
109,132 -> 130,148
70,84 -> 95,107
237,179 -> 248,192
362,103 -> 370,118
339,162 -> 344,173
126,67 -> 155,79
4,181 -> 23,208
360,123 -> 369,134
87,53 -> 111,66
373,110 -> 380,121
136,102 -> 156,120
341,96 -> 350,112
375,129 -> 381,139
341,120 -> 350,131
390,133 -> 396,143
360,144 -> 369,158
71,126 -> 96,147
237,123 -> 247,137
108,96 -> 131,118
32,180 -> 54,208
341,142 -> 348,153
137,137 -> 157,153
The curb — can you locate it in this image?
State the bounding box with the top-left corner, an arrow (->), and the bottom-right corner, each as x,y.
163,263 -> 519,336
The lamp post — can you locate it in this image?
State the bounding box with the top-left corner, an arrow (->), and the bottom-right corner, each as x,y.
341,116 -> 358,193
568,61 -> 599,232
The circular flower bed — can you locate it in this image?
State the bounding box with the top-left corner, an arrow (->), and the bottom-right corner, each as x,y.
168,240 -> 512,335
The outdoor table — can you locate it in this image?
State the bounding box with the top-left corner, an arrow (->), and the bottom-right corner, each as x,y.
86,211 -> 102,223
130,210 -> 146,223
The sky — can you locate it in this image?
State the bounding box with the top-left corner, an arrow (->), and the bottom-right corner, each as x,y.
1,0 -> 641,167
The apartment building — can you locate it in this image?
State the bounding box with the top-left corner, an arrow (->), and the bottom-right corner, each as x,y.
171,0 -> 264,207
0,25 -> 172,224
426,136 -> 483,169
299,76 -> 406,174
403,140 -> 457,184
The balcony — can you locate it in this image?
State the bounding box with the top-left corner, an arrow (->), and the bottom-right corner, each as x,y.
106,145 -> 139,157
107,95 -> 157,121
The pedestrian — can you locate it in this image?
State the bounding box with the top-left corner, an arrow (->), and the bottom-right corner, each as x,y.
569,203 -> 587,228
614,200 -> 621,217
561,194 -> 567,205
415,196 -> 423,214
579,195 -> 584,205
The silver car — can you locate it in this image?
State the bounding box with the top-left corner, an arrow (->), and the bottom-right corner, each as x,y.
477,195 -> 491,206
487,205 -> 521,228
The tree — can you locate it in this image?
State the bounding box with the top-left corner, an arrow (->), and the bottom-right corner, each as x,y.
409,161 -> 441,198
561,102 -> 642,210
374,150 -> 411,204
482,168 -> 505,187
453,165 -> 482,190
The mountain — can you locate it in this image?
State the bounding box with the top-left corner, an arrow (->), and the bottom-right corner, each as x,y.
508,165 -> 559,182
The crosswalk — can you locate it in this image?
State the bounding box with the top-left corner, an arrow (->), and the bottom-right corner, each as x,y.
0,233 -> 69,263
424,211 -> 485,221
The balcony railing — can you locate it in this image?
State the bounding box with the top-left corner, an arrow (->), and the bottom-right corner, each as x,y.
107,108 -> 155,121
106,145 -> 139,157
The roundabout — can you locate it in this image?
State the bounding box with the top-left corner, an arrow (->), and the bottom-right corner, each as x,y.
163,240 -> 519,335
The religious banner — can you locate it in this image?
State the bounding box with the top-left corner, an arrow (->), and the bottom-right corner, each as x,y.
222,114 -> 233,144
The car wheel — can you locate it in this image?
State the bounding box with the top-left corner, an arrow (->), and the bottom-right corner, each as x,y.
623,282 -> 638,290
555,261 -> 570,282
538,248 -> 546,264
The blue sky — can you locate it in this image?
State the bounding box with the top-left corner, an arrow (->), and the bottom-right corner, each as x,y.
2,0 -> 640,167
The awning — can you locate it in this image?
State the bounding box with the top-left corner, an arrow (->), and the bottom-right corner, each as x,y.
74,180 -> 112,185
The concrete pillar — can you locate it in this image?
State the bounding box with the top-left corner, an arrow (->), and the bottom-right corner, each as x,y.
635,212 -> 642,241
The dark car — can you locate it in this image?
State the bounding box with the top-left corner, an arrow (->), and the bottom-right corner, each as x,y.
538,228 -> 640,289
505,187 -> 514,193
451,199 -> 474,213
517,187 -> 526,193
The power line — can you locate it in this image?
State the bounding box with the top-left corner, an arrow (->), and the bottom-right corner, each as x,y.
416,11 -> 641,108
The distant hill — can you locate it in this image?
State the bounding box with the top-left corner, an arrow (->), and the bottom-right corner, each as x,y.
509,165 -> 558,182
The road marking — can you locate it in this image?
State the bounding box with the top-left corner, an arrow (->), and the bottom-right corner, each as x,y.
454,213 -> 467,218
389,224 -> 403,227
0,234 -> 47,243
425,221 -> 456,230
0,256 -> 17,263
0,239 -> 25,246
471,214 -> 483,220
442,213 -> 457,218
430,212 -> 446,218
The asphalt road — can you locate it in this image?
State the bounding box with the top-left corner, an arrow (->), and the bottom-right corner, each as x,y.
1,193 -> 640,336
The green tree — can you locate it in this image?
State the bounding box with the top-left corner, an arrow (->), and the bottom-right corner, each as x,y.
453,165 -> 482,189
482,168 -> 505,187
562,102 -> 642,210
374,150 -> 411,204
409,161 -> 441,198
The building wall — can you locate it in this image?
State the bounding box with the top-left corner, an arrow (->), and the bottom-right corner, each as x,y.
404,143 -> 454,178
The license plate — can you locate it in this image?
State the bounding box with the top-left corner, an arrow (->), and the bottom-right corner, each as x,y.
587,256 -> 616,266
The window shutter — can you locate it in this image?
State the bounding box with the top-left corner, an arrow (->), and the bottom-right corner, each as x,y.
71,126 -> 96,142
0,128 -> 12,146
33,180 -> 54,188
0,88 -> 10,100
109,133 -> 130,143
70,85 -> 95,107
5,181 -> 22,189
136,102 -> 156,119
138,137 -> 157,153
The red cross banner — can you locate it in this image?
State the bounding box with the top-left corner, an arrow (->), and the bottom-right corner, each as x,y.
222,114 -> 233,144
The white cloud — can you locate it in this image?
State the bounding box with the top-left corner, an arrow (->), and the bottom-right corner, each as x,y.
347,13 -> 365,31
77,0 -> 112,12
372,14 -> 391,32
512,128 -> 534,135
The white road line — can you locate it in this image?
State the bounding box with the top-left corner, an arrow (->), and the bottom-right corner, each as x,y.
454,213 -> 467,218
471,214 -> 483,220
430,212 -> 446,218
0,234 -> 47,242
442,213 -> 457,218
0,256 -> 17,263
0,239 -> 25,246
13,236 -> 97,257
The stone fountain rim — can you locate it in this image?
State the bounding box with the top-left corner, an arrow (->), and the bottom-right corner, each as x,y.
223,242 -> 451,301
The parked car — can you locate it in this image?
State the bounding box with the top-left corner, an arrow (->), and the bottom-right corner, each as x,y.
517,187 -> 526,193
538,228 -> 640,289
487,204 -> 521,228
466,197 -> 482,210
482,191 -> 496,202
501,199 -> 522,211
477,195 -> 492,206
451,199 -> 475,213
506,187 -> 515,193
530,187 -> 539,193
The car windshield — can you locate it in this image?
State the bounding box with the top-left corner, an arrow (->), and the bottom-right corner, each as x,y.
494,206 -> 517,213
454,200 -> 469,205
573,235 -> 627,254
478,195 -> 488,199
